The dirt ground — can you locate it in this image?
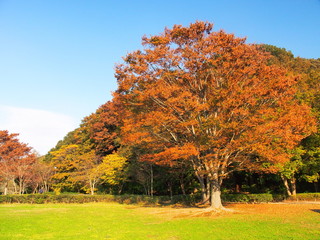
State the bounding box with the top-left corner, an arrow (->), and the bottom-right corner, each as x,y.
129,202 -> 320,219
229,202 -> 319,215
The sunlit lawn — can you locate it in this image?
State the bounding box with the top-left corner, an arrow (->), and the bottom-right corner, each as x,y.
0,202 -> 319,240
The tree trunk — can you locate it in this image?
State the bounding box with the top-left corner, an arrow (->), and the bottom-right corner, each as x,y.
168,182 -> 173,200
19,179 -> 24,195
33,183 -> 39,194
4,182 -> 8,195
143,184 -> 148,196
195,172 -> 209,203
43,181 -> 49,192
314,182 -> 319,193
282,177 -> 292,196
281,175 -> 297,196
206,177 -> 211,200
118,182 -> 124,194
150,164 -> 153,198
13,180 -> 17,194
210,179 -> 223,209
179,177 -> 186,196
235,184 -> 240,193
90,180 -> 95,195
281,175 -> 292,196
290,178 -> 296,196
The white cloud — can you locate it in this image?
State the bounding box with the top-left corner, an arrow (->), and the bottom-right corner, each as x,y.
0,105 -> 79,155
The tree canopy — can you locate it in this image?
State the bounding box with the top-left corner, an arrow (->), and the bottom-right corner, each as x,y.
114,21 -> 316,208
0,130 -> 37,194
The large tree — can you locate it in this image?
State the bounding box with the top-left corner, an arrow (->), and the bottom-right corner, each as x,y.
114,22 -> 316,209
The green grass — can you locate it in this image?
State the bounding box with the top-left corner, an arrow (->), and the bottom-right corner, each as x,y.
0,203 -> 319,240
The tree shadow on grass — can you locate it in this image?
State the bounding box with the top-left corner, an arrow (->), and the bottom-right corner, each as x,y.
311,209 -> 320,213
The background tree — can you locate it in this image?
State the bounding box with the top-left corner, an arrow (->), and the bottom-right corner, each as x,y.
14,153 -> 37,194
277,148 -> 304,196
50,144 -> 81,192
47,101 -> 121,193
115,22 -> 316,209
300,134 -> 320,192
31,157 -> 54,193
43,130 -> 78,163
77,101 -> 120,156
70,150 -> 103,195
98,153 -> 128,194
261,45 -> 320,194
0,130 -> 36,195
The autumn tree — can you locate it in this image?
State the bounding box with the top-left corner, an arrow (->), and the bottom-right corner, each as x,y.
64,149 -> 101,195
50,145 -> 127,195
0,130 -> 36,194
31,157 -> 54,193
50,144 -> 81,192
114,22 -> 316,209
47,100 -> 123,194
43,129 -> 78,163
77,101 -> 120,156
261,45 -> 320,193
98,153 -> 128,194
14,153 -> 37,194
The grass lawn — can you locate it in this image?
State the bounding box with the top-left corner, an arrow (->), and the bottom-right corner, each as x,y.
0,202 -> 319,240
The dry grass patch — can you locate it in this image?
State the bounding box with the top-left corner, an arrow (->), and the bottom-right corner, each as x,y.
131,202 -> 320,220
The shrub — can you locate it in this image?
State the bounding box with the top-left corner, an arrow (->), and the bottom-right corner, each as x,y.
0,192 -> 296,205
272,194 -> 287,202
0,194 -> 115,204
221,193 -> 249,203
288,193 -> 320,201
247,194 -> 273,203
221,193 -> 279,203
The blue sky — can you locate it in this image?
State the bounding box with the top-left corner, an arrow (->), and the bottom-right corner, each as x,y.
0,0 -> 319,154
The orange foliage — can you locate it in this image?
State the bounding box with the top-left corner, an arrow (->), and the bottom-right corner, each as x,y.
0,130 -> 36,194
78,101 -> 119,156
114,22 -> 316,205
